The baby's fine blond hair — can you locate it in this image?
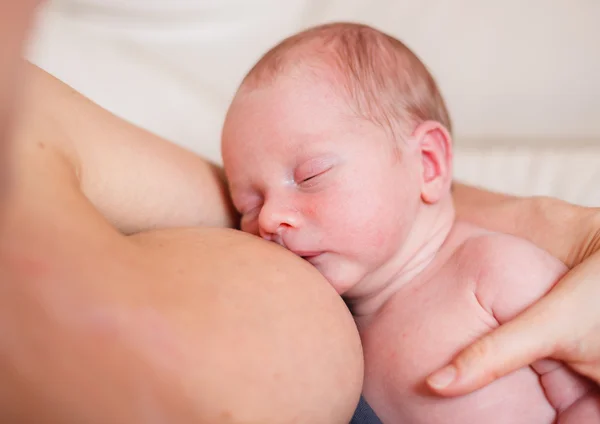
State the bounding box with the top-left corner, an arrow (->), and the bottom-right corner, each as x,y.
240,22 -> 452,140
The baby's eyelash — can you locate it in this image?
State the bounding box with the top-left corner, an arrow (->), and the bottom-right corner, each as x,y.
296,165 -> 334,185
294,157 -> 336,184
302,174 -> 319,183
299,171 -> 329,188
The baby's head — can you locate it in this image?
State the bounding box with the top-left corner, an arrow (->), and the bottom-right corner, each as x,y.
222,22 -> 454,295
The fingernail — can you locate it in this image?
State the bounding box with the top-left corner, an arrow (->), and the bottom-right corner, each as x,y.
427,365 -> 457,389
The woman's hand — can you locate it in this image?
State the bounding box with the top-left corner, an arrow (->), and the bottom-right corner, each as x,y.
429,183 -> 600,396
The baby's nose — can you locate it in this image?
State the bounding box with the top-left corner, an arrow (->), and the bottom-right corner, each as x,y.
258,203 -> 299,242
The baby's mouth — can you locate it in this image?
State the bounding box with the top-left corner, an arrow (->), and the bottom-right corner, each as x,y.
288,247 -> 324,263
298,252 -> 323,262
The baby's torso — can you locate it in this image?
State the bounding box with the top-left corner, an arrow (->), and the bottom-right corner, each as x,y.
359,222 -> 555,424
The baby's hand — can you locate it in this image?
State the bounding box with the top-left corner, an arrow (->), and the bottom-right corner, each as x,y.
533,359 -> 599,421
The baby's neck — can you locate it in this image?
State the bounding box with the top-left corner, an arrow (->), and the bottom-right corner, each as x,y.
346,197 -> 455,319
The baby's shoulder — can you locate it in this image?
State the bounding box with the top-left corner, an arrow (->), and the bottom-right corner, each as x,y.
451,223 -> 546,274
442,222 -> 563,296
450,224 -> 567,321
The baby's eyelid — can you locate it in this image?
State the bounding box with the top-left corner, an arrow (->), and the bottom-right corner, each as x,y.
295,159 -> 334,182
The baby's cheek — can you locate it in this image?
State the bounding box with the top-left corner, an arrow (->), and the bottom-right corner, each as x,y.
332,196 -> 375,236
302,201 -> 319,220
303,192 -> 346,220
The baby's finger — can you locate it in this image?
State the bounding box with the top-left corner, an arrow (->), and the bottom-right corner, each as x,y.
426,298 -> 561,396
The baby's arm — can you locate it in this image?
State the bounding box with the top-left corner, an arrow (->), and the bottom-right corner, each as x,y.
471,234 -> 600,422
471,233 -> 567,324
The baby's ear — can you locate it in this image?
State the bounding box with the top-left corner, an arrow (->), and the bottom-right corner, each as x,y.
412,121 -> 453,204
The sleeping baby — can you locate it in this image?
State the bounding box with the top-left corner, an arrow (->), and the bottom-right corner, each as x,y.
221,22 -> 600,423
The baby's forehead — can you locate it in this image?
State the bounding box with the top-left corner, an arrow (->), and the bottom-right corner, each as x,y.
233,70 -> 354,125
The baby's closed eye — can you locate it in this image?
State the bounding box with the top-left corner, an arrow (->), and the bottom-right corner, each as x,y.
294,157 -> 337,187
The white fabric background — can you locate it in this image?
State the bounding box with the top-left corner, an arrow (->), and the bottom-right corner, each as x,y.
26,0 -> 600,205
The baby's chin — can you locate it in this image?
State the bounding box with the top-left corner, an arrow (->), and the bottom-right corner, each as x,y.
318,263 -> 364,296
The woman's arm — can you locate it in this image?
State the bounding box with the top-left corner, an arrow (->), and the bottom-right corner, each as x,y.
452,182 -> 600,267
427,182 -> 600,396
20,63 -> 238,234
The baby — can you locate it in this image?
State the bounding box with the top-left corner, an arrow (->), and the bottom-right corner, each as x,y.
221,22 -> 600,423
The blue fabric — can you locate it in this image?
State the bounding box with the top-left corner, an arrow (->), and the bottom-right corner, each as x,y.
350,396 -> 383,424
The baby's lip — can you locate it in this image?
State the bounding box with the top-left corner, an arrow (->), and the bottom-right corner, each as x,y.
292,250 -> 323,260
